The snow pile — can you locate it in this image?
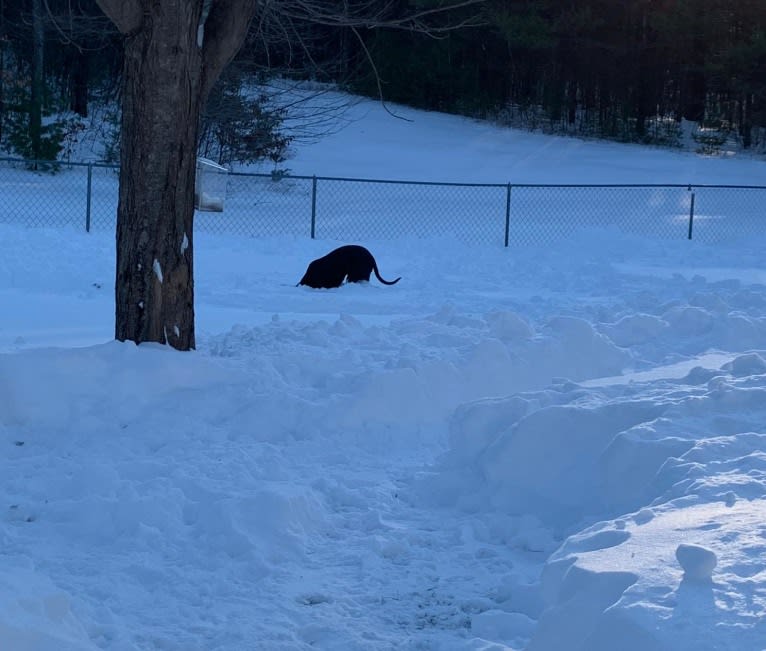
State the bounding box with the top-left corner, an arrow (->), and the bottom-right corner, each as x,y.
423,349 -> 766,649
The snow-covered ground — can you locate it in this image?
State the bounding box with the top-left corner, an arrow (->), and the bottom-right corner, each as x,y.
2,93 -> 766,650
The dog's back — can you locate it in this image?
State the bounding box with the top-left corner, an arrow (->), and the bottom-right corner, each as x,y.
298,245 -> 400,288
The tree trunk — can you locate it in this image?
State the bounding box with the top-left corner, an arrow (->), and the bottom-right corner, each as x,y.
30,0 -> 44,162
680,67 -> 706,123
0,36 -> 5,145
114,4 -> 203,350
740,94 -> 752,149
70,51 -> 89,117
96,0 -> 258,351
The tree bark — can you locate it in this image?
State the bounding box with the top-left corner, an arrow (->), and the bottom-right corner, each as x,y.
95,0 -> 257,350
114,3 -> 203,349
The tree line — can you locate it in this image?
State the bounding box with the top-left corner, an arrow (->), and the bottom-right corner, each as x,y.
1,1 -> 764,163
347,0 -> 766,151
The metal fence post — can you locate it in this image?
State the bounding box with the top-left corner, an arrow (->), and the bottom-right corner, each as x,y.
85,163 -> 93,232
504,183 -> 512,247
310,175 -> 317,239
687,185 -> 695,240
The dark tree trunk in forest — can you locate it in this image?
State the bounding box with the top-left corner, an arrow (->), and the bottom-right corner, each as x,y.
69,51 -> 89,117
740,94 -> 752,149
30,0 -> 44,161
0,36 -> 5,145
94,0 -> 257,351
680,66 -> 706,123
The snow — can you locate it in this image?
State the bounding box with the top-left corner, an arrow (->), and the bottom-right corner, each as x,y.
676,543 -> 718,581
152,259 -> 163,284
2,92 -> 766,650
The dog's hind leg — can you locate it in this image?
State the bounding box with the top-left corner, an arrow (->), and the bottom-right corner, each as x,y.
346,270 -> 372,283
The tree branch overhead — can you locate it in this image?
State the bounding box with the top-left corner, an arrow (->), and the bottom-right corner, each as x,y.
201,0 -> 260,99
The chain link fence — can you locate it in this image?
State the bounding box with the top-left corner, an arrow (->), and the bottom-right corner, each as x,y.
1,157 -> 763,246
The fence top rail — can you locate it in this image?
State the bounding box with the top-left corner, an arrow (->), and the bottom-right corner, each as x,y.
506,183 -> 766,190
228,171 -> 510,188
227,171 -> 766,190
2,157 -> 765,191
0,157 -> 118,170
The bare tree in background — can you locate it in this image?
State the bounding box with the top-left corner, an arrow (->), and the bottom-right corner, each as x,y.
95,0 -> 485,351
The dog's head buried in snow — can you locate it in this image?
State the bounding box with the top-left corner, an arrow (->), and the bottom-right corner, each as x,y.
297,245 -> 401,289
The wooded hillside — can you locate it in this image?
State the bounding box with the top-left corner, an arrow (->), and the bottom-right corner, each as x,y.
1,0 -> 764,161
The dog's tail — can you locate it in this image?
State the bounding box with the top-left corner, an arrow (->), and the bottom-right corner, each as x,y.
373,262 -> 401,286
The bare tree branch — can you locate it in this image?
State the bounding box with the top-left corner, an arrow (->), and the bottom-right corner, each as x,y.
278,0 -> 487,32
350,25 -> 411,122
242,0 -> 487,123
42,0 -> 117,51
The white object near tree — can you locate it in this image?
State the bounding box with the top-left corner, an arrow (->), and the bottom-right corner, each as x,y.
194,158 -> 228,212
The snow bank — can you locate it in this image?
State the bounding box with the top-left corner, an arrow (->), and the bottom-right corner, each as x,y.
421,350 -> 766,649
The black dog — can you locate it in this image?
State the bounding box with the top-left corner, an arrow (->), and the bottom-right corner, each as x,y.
297,245 -> 401,289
